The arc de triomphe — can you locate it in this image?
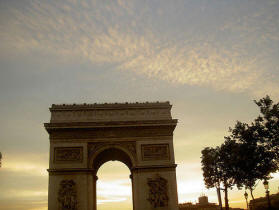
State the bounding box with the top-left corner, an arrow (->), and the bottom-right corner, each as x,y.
44,102 -> 179,210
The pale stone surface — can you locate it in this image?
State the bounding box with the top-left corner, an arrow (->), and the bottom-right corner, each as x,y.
45,102 -> 179,210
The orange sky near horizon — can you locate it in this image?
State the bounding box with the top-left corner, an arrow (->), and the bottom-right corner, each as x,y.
1,0 -> 279,210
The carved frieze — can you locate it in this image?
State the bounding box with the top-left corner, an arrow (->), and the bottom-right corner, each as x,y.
141,144 -> 170,161
58,179 -> 77,210
54,147 -> 83,163
147,174 -> 169,208
50,102 -> 172,123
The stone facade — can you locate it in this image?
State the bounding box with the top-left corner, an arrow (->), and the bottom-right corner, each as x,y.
45,102 -> 179,210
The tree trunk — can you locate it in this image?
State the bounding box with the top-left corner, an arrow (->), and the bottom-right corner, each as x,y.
224,184 -> 229,210
249,187 -> 255,201
216,186 -> 222,210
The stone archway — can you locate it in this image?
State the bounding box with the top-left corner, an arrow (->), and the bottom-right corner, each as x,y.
92,146 -> 134,210
44,102 -> 179,210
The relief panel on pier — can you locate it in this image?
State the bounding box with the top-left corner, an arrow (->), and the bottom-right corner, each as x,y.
141,144 -> 170,161
54,147 -> 83,163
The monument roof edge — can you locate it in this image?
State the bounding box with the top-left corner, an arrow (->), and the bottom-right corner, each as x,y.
44,119 -> 177,126
44,119 -> 178,131
50,101 -> 171,110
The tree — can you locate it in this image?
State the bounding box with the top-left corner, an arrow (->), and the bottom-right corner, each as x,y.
201,147 -> 223,210
254,96 -> 279,167
218,139 -> 240,210
226,130 -> 275,200
201,96 -> 279,209
231,139 -> 260,200
226,96 -> 278,199
201,140 -> 239,210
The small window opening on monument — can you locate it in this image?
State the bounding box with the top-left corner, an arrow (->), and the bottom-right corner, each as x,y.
97,161 -> 133,210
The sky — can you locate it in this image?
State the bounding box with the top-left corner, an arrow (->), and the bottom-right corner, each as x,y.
0,0 -> 279,209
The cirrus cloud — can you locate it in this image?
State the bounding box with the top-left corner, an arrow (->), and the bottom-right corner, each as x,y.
1,0 -> 279,95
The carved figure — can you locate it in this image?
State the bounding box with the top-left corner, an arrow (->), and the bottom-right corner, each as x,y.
58,180 -> 77,210
147,174 -> 169,207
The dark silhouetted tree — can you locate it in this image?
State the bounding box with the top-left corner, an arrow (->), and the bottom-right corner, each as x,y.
201,140 -> 240,210
201,96 -> 278,209
218,139 -> 240,210
201,147 -> 223,210
226,96 -> 278,199
254,96 -> 279,167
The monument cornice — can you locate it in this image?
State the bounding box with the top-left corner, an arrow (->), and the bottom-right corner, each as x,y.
50,101 -> 171,110
47,123 -> 177,140
131,164 -> 177,173
44,119 -> 177,133
47,168 -> 96,175
132,164 -> 177,170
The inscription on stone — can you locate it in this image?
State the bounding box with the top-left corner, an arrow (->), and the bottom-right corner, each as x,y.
54,147 -> 83,162
141,144 -> 170,161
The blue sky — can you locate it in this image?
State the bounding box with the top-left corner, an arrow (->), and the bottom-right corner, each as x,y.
0,0 -> 279,209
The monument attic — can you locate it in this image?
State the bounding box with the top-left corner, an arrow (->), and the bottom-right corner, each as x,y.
44,101 -> 179,210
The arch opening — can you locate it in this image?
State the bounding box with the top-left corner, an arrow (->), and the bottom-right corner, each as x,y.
96,161 -> 133,210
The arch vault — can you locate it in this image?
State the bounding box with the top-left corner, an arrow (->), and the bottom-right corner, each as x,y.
44,102 -> 179,210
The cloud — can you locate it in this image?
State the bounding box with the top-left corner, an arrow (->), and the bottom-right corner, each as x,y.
1,0 -> 279,97
96,161 -> 132,205
0,200 -> 47,210
2,160 -> 48,176
0,153 -> 48,210
98,198 -> 127,205
97,179 -> 132,198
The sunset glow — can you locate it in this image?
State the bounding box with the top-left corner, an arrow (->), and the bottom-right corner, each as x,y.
1,0 -> 279,210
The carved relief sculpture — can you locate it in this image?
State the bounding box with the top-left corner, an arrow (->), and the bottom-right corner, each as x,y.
147,174 -> 169,208
58,180 -> 77,210
54,147 -> 83,162
142,144 -> 170,161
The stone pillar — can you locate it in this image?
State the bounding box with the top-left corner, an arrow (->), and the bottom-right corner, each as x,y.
92,175 -> 98,210
47,143 -> 94,210
133,138 -> 179,210
130,174 -> 135,210
48,170 -> 94,210
132,166 -> 178,210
